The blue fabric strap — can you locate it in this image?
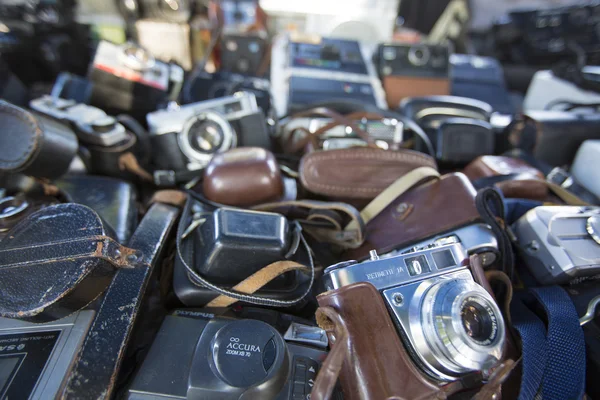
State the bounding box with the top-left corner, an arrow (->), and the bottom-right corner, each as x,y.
511,286 -> 586,400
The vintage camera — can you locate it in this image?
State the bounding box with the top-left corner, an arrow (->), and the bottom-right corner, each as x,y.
128,310 -> 327,400
0,310 -> 95,399
220,33 -> 269,76
29,95 -> 151,179
147,92 -> 271,172
174,206 -> 311,306
323,242 -> 506,381
88,41 -> 184,121
182,70 -> 273,118
283,116 -> 403,151
271,35 -> 387,117
493,3 -> 600,67
513,206 -> 600,285
377,43 -> 451,108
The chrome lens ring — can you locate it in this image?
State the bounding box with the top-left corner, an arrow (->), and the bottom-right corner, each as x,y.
178,112 -> 236,167
408,45 -> 431,67
420,279 -> 505,374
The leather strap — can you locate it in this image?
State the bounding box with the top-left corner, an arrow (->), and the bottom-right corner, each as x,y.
345,166 -> 440,231
206,261 -> 308,308
546,181 -> 590,206
118,152 -> 153,182
253,200 -> 366,249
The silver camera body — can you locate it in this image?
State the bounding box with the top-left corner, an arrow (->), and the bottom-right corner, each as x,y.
147,92 -> 264,171
282,117 -> 403,150
323,242 -> 505,381
513,206 -> 600,285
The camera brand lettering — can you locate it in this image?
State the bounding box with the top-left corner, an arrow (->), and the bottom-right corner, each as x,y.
366,267 -> 404,281
226,337 -> 260,353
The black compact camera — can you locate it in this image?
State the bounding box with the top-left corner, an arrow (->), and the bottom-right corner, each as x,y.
493,3 -> 600,67
29,95 -> 152,180
147,92 -> 272,173
174,205 -> 312,307
0,0 -> 90,84
183,70 -> 273,119
127,310 -> 328,400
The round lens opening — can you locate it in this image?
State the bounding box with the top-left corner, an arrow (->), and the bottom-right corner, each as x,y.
460,300 -> 495,343
413,49 -> 425,60
187,119 -> 224,154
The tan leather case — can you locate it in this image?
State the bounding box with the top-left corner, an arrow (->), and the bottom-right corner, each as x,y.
314,282 -> 442,400
300,148 -> 437,200
344,173 -> 480,261
383,76 -> 450,109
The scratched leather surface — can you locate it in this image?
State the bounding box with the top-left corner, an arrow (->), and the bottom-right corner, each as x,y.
0,203 -> 117,322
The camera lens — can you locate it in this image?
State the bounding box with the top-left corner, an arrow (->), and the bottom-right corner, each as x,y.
187,119 -> 224,154
408,45 -> 430,66
460,300 -> 494,343
178,112 -> 235,167
418,279 -> 505,377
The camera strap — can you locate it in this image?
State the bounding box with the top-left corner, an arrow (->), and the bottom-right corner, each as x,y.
510,286 -> 586,400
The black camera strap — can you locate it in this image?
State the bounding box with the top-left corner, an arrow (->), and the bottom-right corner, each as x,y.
176,195 -> 315,307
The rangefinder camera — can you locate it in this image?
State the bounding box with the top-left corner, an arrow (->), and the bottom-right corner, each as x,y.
513,206 -> 600,285
127,311 -> 328,400
283,117 -> 403,151
147,92 -> 272,172
323,242 -> 505,382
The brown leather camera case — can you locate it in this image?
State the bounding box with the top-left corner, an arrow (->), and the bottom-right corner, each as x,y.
344,173 -> 480,261
313,282 -> 442,400
383,76 -> 450,109
300,148 -> 437,201
203,147 -> 285,207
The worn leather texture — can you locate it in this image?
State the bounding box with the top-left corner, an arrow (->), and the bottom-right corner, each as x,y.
314,282 -> 443,400
464,156 -> 545,181
383,76 -> 451,109
300,148 -> 437,200
494,179 -> 549,201
344,173 -> 480,260
203,147 -> 285,206
0,100 -> 78,179
0,204 -> 117,322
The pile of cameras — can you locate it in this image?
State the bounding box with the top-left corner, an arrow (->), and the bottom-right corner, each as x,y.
0,0 -> 600,399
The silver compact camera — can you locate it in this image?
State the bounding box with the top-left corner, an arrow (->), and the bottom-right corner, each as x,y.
147,92 -> 271,172
513,206 -> 600,285
323,242 -> 505,381
283,117 -> 403,151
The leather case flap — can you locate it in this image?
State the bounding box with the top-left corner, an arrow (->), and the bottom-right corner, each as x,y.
300,148 -> 437,200
344,173 -> 480,260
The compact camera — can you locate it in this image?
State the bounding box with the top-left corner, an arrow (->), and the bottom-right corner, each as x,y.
127,311 -> 328,400
147,92 -> 271,172
220,33 -> 269,76
323,242 -> 505,381
0,311 -> 95,400
88,41 -> 184,121
513,206 -> 600,285
283,116 -> 404,151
